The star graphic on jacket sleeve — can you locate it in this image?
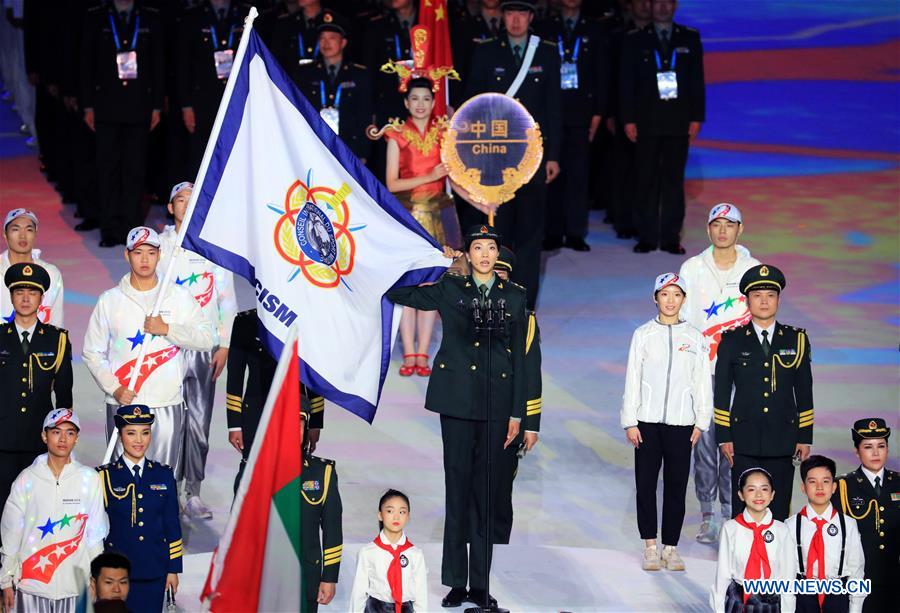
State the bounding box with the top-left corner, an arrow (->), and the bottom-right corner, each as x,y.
722,296 -> 738,311
175,276 -> 188,286
703,301 -> 722,319
57,513 -> 73,528
51,544 -> 68,560
126,330 -> 146,350
186,272 -> 201,286
32,555 -> 53,572
37,517 -> 57,539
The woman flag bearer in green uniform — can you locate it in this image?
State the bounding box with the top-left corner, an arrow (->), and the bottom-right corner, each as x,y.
386,225 -> 527,610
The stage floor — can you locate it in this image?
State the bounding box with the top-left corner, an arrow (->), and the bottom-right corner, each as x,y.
0,1 -> 897,611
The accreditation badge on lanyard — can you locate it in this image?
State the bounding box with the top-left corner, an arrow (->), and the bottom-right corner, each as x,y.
110,12 -> 140,80
655,49 -> 678,100
558,36 -> 580,90
319,82 -> 342,134
297,33 -> 319,66
210,24 -> 235,79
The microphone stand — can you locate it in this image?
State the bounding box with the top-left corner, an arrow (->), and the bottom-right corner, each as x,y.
466,297 -> 508,613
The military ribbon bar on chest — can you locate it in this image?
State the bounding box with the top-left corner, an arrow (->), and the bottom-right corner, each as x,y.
655,49 -> 677,100
557,35 -> 581,91
209,23 -> 236,79
109,11 -> 140,80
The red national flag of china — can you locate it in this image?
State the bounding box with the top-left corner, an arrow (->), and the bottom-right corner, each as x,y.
419,0 -> 454,116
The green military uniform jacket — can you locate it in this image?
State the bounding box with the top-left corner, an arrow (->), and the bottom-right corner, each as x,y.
387,272 -> 528,421
301,455 -> 342,601
0,321 -> 73,452
524,311 -> 542,432
713,322 -> 813,456
833,467 -> 900,586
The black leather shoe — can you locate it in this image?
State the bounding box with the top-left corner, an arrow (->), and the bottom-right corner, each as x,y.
565,237 -> 591,252
99,238 -> 124,248
442,587 -> 468,607
661,243 -> 686,255
75,220 -> 99,232
542,236 -> 564,251
633,242 -> 655,253
467,589 -> 498,608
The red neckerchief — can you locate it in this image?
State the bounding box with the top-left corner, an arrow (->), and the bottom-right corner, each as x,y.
735,512 -> 775,603
800,506 -> 836,609
372,534 -> 415,613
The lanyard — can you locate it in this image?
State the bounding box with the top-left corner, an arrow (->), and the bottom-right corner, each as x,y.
108,11 -> 140,52
557,35 -> 581,62
320,81 -> 342,109
298,33 -> 320,59
209,23 -> 235,51
654,49 -> 676,71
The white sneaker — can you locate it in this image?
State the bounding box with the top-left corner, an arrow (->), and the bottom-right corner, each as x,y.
642,546 -> 661,571
696,516 -> 719,543
184,495 -> 213,520
661,546 -> 685,571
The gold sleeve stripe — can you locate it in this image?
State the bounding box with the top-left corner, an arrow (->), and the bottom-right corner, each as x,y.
323,545 -> 342,555
324,552 -> 342,562
799,409 -> 814,417
169,547 -> 183,556
323,556 -> 341,566
226,393 -> 242,402
170,550 -> 183,559
227,405 -> 242,413
527,398 -> 542,406
714,417 -> 730,427
310,405 -> 325,414
713,409 -> 730,416
310,397 -> 325,407
169,539 -> 183,547
525,314 -> 537,354
799,420 -> 814,428
526,409 -> 542,416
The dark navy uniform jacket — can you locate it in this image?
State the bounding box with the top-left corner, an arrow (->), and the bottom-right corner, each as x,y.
97,456 -> 183,580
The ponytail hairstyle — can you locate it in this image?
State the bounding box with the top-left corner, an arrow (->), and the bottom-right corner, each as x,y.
377,489 -> 411,531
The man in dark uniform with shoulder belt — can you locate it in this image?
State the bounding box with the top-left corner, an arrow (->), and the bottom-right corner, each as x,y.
387,225 -> 527,609
714,264 -> 813,520
296,11 -> 373,163
300,409 -> 342,612
463,0 -> 562,309
619,0 -> 704,254
833,418 -> 899,613
536,0 -> 608,252
0,263 -> 73,521
176,0 -> 249,177
225,309 -> 324,493
80,0 -> 165,247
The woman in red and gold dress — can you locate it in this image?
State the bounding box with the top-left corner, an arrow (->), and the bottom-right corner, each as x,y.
381,77 -> 482,377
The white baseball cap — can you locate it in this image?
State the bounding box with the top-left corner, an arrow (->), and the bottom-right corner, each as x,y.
43,408 -> 80,431
4,208 -> 38,230
654,272 -> 686,296
169,181 -> 193,202
708,203 -> 742,224
126,226 -> 161,250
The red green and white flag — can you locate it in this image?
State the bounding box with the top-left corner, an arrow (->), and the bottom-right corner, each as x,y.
201,327 -> 304,611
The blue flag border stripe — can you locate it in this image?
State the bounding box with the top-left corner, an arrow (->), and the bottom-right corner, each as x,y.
183,30 -> 445,422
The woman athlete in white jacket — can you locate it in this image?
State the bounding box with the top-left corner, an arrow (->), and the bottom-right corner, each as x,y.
621,273 -> 712,573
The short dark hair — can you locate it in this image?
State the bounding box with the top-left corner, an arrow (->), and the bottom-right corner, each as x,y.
405,78 -> 434,97
800,455 -> 836,481
738,467 -> 773,490
91,552 -> 131,580
378,489 -> 410,530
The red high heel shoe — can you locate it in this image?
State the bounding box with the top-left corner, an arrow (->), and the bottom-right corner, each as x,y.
399,354 -> 416,377
414,354 -> 432,377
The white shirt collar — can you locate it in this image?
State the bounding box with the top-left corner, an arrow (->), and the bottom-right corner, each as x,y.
861,466 -> 885,488
14,320 -> 37,339
378,530 -> 407,548
804,503 -> 834,520
741,507 -> 773,525
122,455 -> 146,477
752,320 -> 777,345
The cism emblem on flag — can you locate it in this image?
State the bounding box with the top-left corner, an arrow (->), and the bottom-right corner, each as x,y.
269,169 -> 363,289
